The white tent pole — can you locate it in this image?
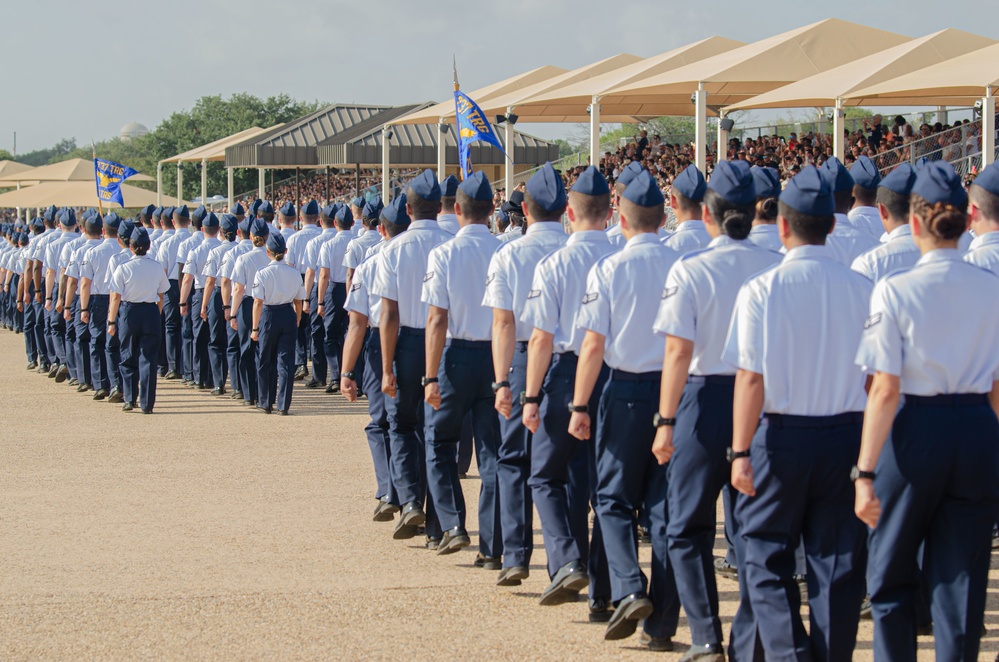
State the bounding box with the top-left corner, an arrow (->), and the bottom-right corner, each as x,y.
589,96 -> 601,168
717,111 -> 729,163
833,98 -> 846,162
156,161 -> 163,206
176,163 -> 183,203
258,168 -> 266,200
505,106 -> 515,195
200,158 -> 208,206
695,83 -> 707,174
437,121 -> 446,179
937,106 -> 948,125
984,86 -> 995,167
382,127 -> 391,202
227,167 -> 234,210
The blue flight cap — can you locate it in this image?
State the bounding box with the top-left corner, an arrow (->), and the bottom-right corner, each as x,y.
508,190 -> 525,208
570,166 -> 610,196
60,208 -> 77,226
238,218 -> 250,234
409,169 -> 442,201
458,171 -> 493,201
971,162 -> 999,198
672,164 -> 707,202
525,162 -> 567,213
104,212 -> 122,230
335,204 -> 354,225
914,157 -> 929,172
912,161 -> 967,207
321,204 -> 337,219
202,212 -> 220,229
220,213 -> 239,234
174,204 -> 190,219
780,166 -> 834,216
351,196 -> 365,209
708,160 -> 756,205
231,202 -> 245,216
259,201 -> 274,215
87,214 -> 104,232
130,226 -> 151,249
821,157 -> 855,194
18,232 -> 30,246
140,204 -> 156,218
622,170 -> 665,208
496,209 -> 510,223
362,197 -> 383,219
879,163 -> 917,196
440,175 -> 460,197
118,220 -> 135,241
302,200 -> 320,216
617,161 -> 645,188
751,166 -> 781,199
250,218 -> 270,237
162,206 -> 175,221
381,194 -> 411,226
850,155 -> 881,190
266,232 -> 286,253
42,205 -> 56,222
81,209 -> 93,221
30,217 -> 44,231
280,202 -> 296,217
152,206 -> 163,219
192,205 -> 207,222
249,199 -> 263,217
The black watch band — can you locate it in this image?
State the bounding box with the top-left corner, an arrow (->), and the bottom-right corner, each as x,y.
567,403 -> 589,414
342,371 -> 356,381
223,305 -> 231,309
653,413 -> 676,427
726,448 -> 751,463
850,466 -> 876,482
252,327 -> 259,332
421,376 -> 438,387
520,392 -> 542,405
107,320 -> 116,326
491,380 -> 510,393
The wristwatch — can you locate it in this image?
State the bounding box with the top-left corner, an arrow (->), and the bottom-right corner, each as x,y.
653,413 -> 676,427
850,466 -> 876,482
726,448 -> 751,463
421,376 -> 438,387
342,371 -> 356,381
520,392 -> 542,405
567,403 -> 589,414
491,380 -> 510,393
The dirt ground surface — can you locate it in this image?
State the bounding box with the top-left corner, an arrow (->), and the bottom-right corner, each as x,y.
1,331 -> 997,660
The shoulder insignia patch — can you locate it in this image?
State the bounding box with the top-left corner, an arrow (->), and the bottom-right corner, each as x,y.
350,283 -> 361,292
582,292 -> 598,304
527,289 -> 541,299
486,273 -> 496,285
423,271 -> 435,282
864,313 -> 882,330
662,286 -> 678,299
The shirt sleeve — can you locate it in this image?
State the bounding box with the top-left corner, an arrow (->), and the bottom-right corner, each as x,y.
182,253 -> 197,277
344,241 -> 361,270
520,257 -> 558,334
855,280 -> 903,377
79,249 -> 96,282
317,242 -> 332,271
157,268 -> 170,296
295,280 -> 307,301
369,245 -> 398,302
722,278 -> 765,374
110,265 -> 125,296
482,250 -> 513,311
230,258 -> 247,287
421,246 -> 450,310
574,261 -> 611,337
251,271 -> 266,301
653,261 -> 696,340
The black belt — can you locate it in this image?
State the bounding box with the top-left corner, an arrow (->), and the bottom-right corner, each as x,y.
448,339 -> 490,350
687,375 -> 735,385
904,393 -> 989,407
400,326 -> 424,337
516,340 -> 529,351
764,412 -> 864,429
90,294 -> 110,299
264,303 -> 293,310
553,351 -> 578,365
610,369 -> 661,382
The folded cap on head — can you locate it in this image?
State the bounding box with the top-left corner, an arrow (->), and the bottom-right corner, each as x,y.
525,163 -> 567,214
496,209 -> 510,223
202,212 -> 220,228
250,218 -> 270,237
220,214 -> 238,234
850,155 -> 881,190
751,166 -> 781,199
708,160 -> 756,205
362,196 -> 383,219
912,160 -> 967,207
914,157 -> 929,172
821,157 -> 855,194
879,163 -> 917,196
238,218 -> 250,234
130,226 -> 150,248
780,166 -> 834,216
192,205 -> 207,222
280,202 -> 296,218
570,166 -> 610,196
672,164 -> 707,202
439,175 -> 459,197
152,206 -> 163,219
30,217 -> 44,230
458,171 -> 493,202
335,205 -> 354,225
617,161 -> 645,188
174,204 -> 190,219
104,212 -> 122,230
266,232 -> 286,253
162,206 -> 175,220
140,204 -> 156,218
350,196 -> 365,209
970,162 -> 999,198
249,199 -> 263,217
302,200 -> 320,216
259,201 -> 274,215
87,214 -> 104,232
18,233 -> 29,245
231,202 -> 245,216
59,208 -> 77,226
118,220 -> 135,241
409,169 -> 442,201
621,170 -> 665,208
42,206 -> 56,222
321,204 -> 337,219
381,194 -> 410,226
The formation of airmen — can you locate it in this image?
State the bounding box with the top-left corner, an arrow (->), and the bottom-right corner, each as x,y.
2,153 -> 999,661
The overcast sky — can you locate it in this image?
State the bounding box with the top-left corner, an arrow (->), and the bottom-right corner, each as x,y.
7,0 -> 999,154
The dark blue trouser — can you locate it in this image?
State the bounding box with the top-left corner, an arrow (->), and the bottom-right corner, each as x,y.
181,288 -> 194,381
73,296 -> 92,386
191,289 -> 211,387
868,394 -> 999,662
308,284 -> 327,384
497,341 -> 532,568
163,279 -> 182,374
425,340 -> 501,556
457,413 -> 474,474
322,282 -> 347,382
362,329 -> 395,503
595,369 -> 680,640
87,294 -> 111,392
256,304 -> 296,411
23,282 -> 38,362
119,302 -> 161,411
295,295 -> 309,369
64,297 -> 78,379
736,413 -> 867,662
667,376 -> 737,646
32,298 -> 48,366
43,290 -> 57,364
50,279 -> 66,367
226,311 -> 240,393
384,327 -> 439,537
529,352 -> 610,603
207,289 -> 227,389
236,298 -> 257,403
106,322 -> 122,392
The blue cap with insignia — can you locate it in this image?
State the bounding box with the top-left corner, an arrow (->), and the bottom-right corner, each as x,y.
850,155 -> 881,190
526,162 -> 567,213
622,170 -> 665,207
458,171 -> 493,201
440,175 -> 460,197
821,157 -> 855,194
130,226 -> 151,249
220,213 -> 239,234
231,202 -> 245,216
673,164 -> 707,202
879,163 -> 917,196
104,212 -> 122,230
118,220 -> 135,241
381,194 -> 411,226
266,232 -> 286,253
302,200 -> 320,216
351,196 -> 365,209
781,166 -> 834,216
335,204 -> 354,225
617,161 -> 645,188
971,162 -> 999,198
250,218 -> 270,237
752,166 -> 781,199
202,212 -> 220,228
174,204 -> 190,219
570,166 -> 610,196
709,160 -> 756,205
280,202 -> 296,217
409,169 -> 442,201
912,160 -> 967,207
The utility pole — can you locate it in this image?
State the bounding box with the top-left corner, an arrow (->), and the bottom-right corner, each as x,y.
12,131 -> 16,158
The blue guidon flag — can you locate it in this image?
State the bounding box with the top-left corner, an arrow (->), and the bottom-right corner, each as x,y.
94,158 -> 138,207
453,65 -> 506,179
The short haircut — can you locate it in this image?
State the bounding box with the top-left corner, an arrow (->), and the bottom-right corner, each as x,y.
380,218 -> 407,238
620,198 -> 664,232
320,212 -> 336,228
406,186 -> 442,220
832,189 -> 854,214
876,188 -> 910,222
970,184 -> 999,223
524,190 -> 566,222
441,195 -> 456,213
673,191 -> 701,215
455,190 -> 494,222
568,190 -> 611,224
853,185 -> 877,206
261,211 -> 275,223
303,213 -> 319,225
778,200 -> 834,245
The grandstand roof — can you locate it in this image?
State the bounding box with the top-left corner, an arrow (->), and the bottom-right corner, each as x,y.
0,158 -> 153,184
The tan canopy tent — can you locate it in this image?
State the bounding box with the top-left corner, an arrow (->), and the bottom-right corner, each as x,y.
0,158 -> 154,184
725,29 -> 996,160
603,18 -> 911,171
0,160 -> 33,181
0,180 -> 184,209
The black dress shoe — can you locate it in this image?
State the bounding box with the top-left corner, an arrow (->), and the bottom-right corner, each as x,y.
496,566 -> 529,587
231,391 -> 242,399
392,502 -> 426,540
164,371 -> 182,380
107,389 -> 124,404
68,378 -> 79,386
539,560 -> 589,606
425,536 -> 441,550
278,409 -> 288,416
257,405 -> 272,414
26,361 -> 37,370
48,364 -> 58,378
325,380 -> 340,394
197,383 -> 211,390
437,527 -> 471,555
589,598 -> 612,623
304,379 -> 324,389
473,553 -> 502,570
714,556 -> 738,581
604,593 -> 653,640
38,363 -> 50,374
182,378 -> 193,386
860,595 -> 872,619
141,408 -> 152,414
92,389 -> 109,401
372,498 -> 400,522
677,643 -> 724,661
211,387 -> 225,396
158,368 -> 167,377
77,383 -> 92,393
640,632 -> 674,652
54,365 -> 69,383
294,365 -> 308,380
122,402 -> 135,412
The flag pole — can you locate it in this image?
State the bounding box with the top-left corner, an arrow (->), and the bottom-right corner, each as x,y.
92,141 -> 104,217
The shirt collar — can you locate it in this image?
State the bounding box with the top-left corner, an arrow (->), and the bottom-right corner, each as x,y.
887,224 -> 912,241
676,220 -> 705,232
526,221 -> 565,236
916,248 -> 963,266
321,227 -> 337,235
750,224 -> 778,234
783,244 -> 834,263
567,230 -> 611,246
410,219 -> 439,230
707,235 -> 740,248
624,232 -> 662,249
456,224 -> 491,237
969,231 -> 999,250
438,213 -> 457,222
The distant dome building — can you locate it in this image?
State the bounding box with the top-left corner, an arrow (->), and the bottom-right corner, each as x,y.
120,121 -> 149,142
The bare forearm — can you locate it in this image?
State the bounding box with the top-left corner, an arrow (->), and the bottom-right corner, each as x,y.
79,279 -> 92,310
425,307 -> 448,379
732,370 -> 764,452
342,312 -> 368,373
380,299 -> 400,373
108,294 -> 121,322
857,373 -> 901,473
659,336 -> 694,418
252,300 -> 262,331
572,331 -> 606,405
525,330 -> 554,397
230,283 -> 245,314
491,309 -> 516,383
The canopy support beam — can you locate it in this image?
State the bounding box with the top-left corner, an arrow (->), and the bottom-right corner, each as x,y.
382,127 -> 391,202
717,111 -> 729,163
505,107 -> 515,196
156,161 -> 163,206
437,121 -> 446,179
227,167 -> 234,209
176,163 -> 183,203
984,87 -> 995,167
695,83 -> 707,174
201,158 -> 208,207
258,168 -> 266,200
589,96 -> 601,170
833,98 -> 846,163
